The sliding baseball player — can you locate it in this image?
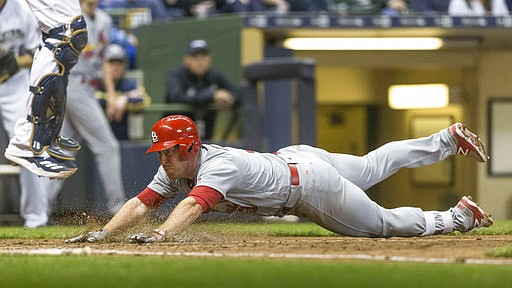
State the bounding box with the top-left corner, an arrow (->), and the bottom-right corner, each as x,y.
67,115 -> 492,243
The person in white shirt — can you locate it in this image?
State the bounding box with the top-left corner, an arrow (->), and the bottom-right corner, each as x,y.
448,0 -> 510,16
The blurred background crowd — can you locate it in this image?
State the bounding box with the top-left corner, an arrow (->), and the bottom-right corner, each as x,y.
99,0 -> 512,21
106,0 -> 512,72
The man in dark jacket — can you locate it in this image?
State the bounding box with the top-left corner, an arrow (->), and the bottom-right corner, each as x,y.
165,39 -> 238,140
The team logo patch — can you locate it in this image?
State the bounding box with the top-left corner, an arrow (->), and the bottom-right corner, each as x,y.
151,131 -> 158,143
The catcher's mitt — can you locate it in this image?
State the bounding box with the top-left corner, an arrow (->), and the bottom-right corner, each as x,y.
0,49 -> 20,84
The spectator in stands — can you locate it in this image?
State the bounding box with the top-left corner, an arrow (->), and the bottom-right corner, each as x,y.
448,0 -> 510,15
162,0 -> 335,17
332,0 -> 381,14
100,0 -> 172,20
97,44 -> 150,140
379,0 -> 409,15
287,0 -> 329,11
162,0 -> 283,18
165,39 -> 238,140
257,0 -> 289,13
188,0 -> 216,17
408,0 -> 450,14
110,27 -> 139,69
249,0 -> 328,13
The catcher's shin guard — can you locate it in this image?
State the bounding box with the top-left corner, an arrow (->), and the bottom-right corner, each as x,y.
29,73 -> 68,154
28,16 -> 87,158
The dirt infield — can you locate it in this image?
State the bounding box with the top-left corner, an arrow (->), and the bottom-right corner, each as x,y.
2,233 -> 512,263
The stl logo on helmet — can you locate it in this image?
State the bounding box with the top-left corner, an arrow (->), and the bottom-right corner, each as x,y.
151,131 -> 159,143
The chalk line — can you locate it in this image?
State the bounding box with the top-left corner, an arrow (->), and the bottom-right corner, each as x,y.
1,247 -> 512,265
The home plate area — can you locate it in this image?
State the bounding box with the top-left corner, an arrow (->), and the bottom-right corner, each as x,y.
1,234 -> 511,265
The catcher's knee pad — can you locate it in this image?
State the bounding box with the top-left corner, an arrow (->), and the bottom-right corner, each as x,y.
29,73 -> 68,155
69,15 -> 88,53
44,15 -> 88,73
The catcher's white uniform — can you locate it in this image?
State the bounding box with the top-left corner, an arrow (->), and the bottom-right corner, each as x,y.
6,0 -> 82,160
24,0 -> 82,33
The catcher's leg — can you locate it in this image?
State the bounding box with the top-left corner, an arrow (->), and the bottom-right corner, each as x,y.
4,16 -> 87,179
28,16 -> 87,159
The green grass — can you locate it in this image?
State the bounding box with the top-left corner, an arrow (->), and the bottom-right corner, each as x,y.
0,222 -> 337,239
486,246 -> 512,258
462,220 -> 512,236
0,225 -> 82,239
191,221 -> 339,236
1,221 -> 511,288
0,220 -> 510,239
1,255 -> 512,288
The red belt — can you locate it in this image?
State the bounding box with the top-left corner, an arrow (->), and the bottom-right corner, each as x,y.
288,164 -> 299,186
277,164 -> 300,216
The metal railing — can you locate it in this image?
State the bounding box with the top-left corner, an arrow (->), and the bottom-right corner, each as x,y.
0,164 -> 20,175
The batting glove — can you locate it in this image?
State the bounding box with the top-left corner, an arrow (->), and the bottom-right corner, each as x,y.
128,229 -> 166,244
65,229 -> 108,243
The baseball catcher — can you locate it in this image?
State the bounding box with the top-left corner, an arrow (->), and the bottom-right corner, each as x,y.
4,1 -> 87,179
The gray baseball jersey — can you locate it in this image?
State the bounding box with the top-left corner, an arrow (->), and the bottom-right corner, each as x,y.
149,144 -> 293,215
147,129 -> 456,237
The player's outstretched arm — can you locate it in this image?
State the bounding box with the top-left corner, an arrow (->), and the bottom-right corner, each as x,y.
158,196 -> 203,237
129,197 -> 203,243
65,197 -> 153,243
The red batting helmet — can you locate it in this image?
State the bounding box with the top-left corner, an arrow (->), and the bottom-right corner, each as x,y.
145,115 -> 202,158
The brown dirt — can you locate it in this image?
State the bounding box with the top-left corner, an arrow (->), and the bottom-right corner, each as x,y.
2,233 -> 512,261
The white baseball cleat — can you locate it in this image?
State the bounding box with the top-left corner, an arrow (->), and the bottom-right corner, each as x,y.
452,196 -> 493,232
4,152 -> 77,179
447,123 -> 489,162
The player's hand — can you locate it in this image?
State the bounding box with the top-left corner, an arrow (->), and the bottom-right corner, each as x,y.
112,96 -> 128,122
213,89 -> 234,110
65,229 -> 108,243
106,93 -> 124,122
128,229 -> 166,244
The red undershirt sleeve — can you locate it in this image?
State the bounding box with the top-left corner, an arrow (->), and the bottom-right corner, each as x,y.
136,187 -> 167,209
188,185 -> 224,213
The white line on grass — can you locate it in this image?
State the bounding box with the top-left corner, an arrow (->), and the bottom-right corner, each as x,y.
1,247 -> 512,265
